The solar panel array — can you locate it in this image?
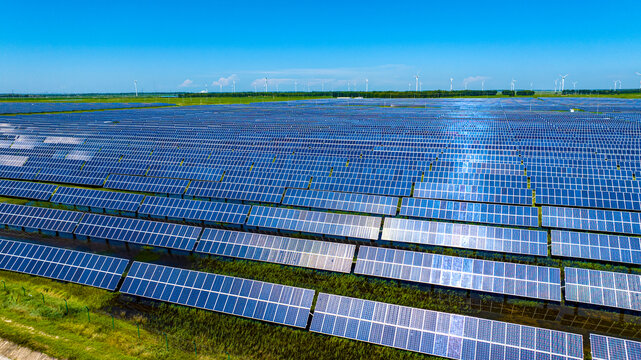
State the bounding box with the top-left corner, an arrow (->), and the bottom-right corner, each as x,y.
543,206 -> 641,235
196,228 -> 355,272
565,267 -> 641,311
414,183 -> 533,206
0,238 -> 128,290
0,102 -> 172,114
282,188 -> 398,216
247,206 -> 381,240
0,203 -> 82,235
355,246 -> 561,301
138,196 -> 250,224
0,180 -> 57,200
51,187 -> 144,213
590,334 -> 641,360
311,293 -> 584,360
382,218 -> 547,256
74,213 -> 201,251
1,98 -> 641,355
400,198 -> 538,227
551,230 -> 641,265
121,262 -> 314,328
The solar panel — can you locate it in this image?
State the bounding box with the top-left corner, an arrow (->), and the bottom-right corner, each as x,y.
590,334 -> 641,360
0,238 -> 128,290
185,181 -> 285,203
542,206 -> 641,235
247,206 -> 381,240
196,228 -> 355,273
355,246 -> 561,301
120,261 -> 314,328
551,230 -> 641,265
282,188 -> 398,216
50,187 -> 144,213
564,267 -> 641,312
414,183 -> 533,206
400,198 -> 539,228
382,218 -> 548,256
311,176 -> 412,197
138,196 -> 250,225
0,180 -> 57,201
105,174 -> 188,196
310,292 -> 584,360
74,213 -> 201,251
536,188 -> 641,211
0,203 -> 82,235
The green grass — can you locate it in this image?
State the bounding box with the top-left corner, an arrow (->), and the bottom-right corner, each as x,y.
0,95 -> 330,107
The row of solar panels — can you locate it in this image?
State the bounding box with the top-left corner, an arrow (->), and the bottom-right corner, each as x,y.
2,237 -> 639,359
5,192 -> 641,266
1,204 -> 639,311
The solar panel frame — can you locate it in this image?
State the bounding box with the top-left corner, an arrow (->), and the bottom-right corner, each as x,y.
0,203 -> 82,235
0,180 -> 57,201
138,196 -> 250,225
310,292 -> 584,360
247,206 -> 382,240
120,261 -> 314,328
74,213 -> 201,251
382,218 -> 548,256
355,246 -> 562,301
196,228 -> 355,273
564,267 -> 641,312
590,334 -> 641,360
551,230 -> 641,265
0,239 -> 128,290
50,187 -> 144,213
282,188 -> 398,216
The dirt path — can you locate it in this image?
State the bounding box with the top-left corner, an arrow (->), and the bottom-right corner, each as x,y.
0,339 -> 56,360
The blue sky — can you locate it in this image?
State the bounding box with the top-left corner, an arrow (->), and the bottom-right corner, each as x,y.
2,0 -> 641,93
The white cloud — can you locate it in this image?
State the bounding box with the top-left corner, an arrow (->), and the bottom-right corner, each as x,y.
463,76 -> 490,84
212,74 -> 239,87
178,79 -> 194,88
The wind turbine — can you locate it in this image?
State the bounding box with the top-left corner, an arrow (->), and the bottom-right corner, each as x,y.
559,74 -> 569,92
572,81 -> 578,91
554,79 -> 558,93
450,77 -> 454,91
232,80 -> 236,93
481,80 -> 485,91
419,82 -> 423,91
321,80 -> 325,92
408,83 -> 411,91
464,81 -> 468,90
636,72 -> 641,89
294,80 -> 298,92
617,80 -> 622,90
264,77 -> 268,92
510,79 -> 516,91
415,73 -> 420,92
365,79 -> 369,92
133,80 -> 138,97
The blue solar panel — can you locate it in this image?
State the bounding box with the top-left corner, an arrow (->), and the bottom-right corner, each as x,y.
565,267 -> 641,312
74,213 -> 201,251
138,196 -> 250,224
105,175 -> 188,195
282,188 -> 398,216
0,180 -> 57,201
0,239 -> 128,290
0,203 -> 82,235
310,293 -> 584,359
536,188 -> 641,211
355,246 -> 561,301
311,176 -> 412,197
542,206 -> 641,235
414,183 -> 533,206
185,181 -> 285,203
120,262 -> 314,328
382,218 -> 548,256
51,187 -> 144,213
196,228 -> 355,272
551,230 -> 641,265
400,198 -> 539,228
590,334 -> 641,360
247,206 -> 381,240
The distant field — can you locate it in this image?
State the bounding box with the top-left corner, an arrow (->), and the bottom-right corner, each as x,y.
0,95 -> 330,107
